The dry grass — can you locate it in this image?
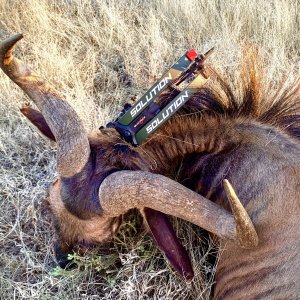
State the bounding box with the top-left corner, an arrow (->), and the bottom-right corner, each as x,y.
0,0 -> 299,299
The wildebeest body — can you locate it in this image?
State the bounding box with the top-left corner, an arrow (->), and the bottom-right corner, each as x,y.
1,34 -> 300,298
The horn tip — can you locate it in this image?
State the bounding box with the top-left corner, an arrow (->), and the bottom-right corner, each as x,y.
223,179 -> 259,249
0,33 -> 24,63
12,33 -> 24,41
223,179 -> 232,195
1,33 -> 24,47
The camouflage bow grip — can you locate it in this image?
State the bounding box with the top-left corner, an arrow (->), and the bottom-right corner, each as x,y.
106,48 -> 213,146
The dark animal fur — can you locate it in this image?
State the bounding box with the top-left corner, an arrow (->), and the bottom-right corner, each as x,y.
23,49 -> 300,298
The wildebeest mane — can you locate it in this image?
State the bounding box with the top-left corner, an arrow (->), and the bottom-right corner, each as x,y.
157,49 -> 300,141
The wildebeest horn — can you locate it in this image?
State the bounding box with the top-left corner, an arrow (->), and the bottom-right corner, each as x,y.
223,179 -> 258,248
0,34 -> 90,177
99,171 -> 258,249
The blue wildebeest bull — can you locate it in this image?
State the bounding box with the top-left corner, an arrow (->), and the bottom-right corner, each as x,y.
1,34 -> 300,299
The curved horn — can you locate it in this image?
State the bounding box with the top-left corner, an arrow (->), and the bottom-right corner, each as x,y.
99,171 -> 258,249
223,179 -> 258,248
0,34 -> 90,177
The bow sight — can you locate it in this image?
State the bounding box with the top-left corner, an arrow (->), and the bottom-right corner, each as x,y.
105,48 -> 214,146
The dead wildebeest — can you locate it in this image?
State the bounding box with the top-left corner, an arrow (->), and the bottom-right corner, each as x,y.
1,34 -> 300,299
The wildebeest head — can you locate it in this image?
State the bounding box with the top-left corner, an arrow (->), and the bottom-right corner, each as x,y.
0,34 -> 259,280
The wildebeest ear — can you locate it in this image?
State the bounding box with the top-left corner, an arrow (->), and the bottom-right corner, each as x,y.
143,207 -> 194,280
20,104 -> 56,141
